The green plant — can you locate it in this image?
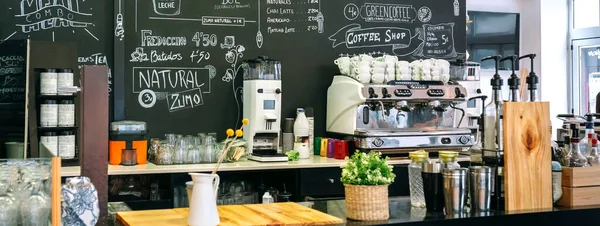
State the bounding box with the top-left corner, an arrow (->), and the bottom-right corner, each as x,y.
341,152 -> 396,186
286,151 -> 299,161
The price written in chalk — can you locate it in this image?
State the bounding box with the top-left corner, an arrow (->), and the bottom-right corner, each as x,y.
308,0 -> 318,3
192,32 -> 218,48
190,50 -> 211,64
307,25 -> 318,31
307,8 -> 318,14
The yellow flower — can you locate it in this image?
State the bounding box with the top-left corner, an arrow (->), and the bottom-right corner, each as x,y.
226,129 -> 234,137
235,129 -> 243,137
242,118 -> 249,125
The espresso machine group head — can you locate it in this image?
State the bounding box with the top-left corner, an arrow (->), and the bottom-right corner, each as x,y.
326,76 -> 474,153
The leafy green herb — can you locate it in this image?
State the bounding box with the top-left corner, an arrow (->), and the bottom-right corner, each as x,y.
286,151 -> 300,161
340,152 -> 396,185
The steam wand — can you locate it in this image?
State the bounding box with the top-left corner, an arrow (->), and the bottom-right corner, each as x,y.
518,54 -> 538,102
500,55 -> 520,102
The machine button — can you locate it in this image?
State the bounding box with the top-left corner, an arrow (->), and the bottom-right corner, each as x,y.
458,136 -> 471,144
257,89 -> 263,93
427,89 -> 445,97
394,89 -> 412,97
275,88 -> 282,94
372,138 -> 385,147
440,137 -> 451,144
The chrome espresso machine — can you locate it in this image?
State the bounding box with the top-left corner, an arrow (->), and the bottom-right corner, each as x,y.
326,76 -> 474,153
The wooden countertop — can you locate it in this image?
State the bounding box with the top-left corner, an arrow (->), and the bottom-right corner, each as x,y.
61,155 -> 470,177
117,202 -> 344,226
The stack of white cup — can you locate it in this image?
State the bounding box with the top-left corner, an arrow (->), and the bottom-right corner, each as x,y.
410,59 -> 432,81
431,59 -> 451,83
395,61 -> 411,80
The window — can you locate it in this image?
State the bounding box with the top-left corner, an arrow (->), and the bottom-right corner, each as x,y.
466,11 -> 520,69
573,0 -> 600,29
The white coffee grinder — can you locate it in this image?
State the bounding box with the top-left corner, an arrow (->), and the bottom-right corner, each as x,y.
242,56 -> 287,162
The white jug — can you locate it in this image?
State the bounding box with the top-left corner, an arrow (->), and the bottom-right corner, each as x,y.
187,173 -> 220,226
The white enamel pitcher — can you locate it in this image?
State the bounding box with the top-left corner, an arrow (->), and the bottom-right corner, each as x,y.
187,173 -> 220,226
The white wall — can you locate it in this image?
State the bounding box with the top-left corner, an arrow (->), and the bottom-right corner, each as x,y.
466,0 -> 569,139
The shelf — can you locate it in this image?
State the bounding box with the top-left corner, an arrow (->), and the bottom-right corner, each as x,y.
37,94 -> 78,99
37,126 -> 78,132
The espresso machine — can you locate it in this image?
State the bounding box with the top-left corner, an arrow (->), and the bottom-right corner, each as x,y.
450,60 -> 482,129
326,76 -> 474,153
242,56 -> 287,162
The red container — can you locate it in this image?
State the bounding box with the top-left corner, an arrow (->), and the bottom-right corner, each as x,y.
334,140 -> 349,159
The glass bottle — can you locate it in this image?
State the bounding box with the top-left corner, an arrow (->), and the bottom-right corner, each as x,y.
588,139 -> 600,167
469,130 -> 483,165
408,150 -> 428,208
0,165 -> 19,225
569,133 -> 590,167
439,151 -> 460,169
483,87 -> 503,158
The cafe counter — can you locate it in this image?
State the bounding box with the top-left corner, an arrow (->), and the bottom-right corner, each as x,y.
116,197 -> 600,226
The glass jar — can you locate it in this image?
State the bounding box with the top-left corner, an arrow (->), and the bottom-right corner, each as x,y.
569,136 -> 590,167
439,151 -> 460,169
408,150 -> 428,208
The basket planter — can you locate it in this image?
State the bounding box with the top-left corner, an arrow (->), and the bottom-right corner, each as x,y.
344,184 -> 389,221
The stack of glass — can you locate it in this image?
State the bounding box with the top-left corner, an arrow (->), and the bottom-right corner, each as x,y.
0,159 -> 51,226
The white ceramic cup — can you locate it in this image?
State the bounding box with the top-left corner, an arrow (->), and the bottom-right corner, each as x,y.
334,56 -> 350,66
383,55 -> 398,62
397,73 -> 411,81
371,61 -> 387,68
350,56 -> 361,62
397,61 -> 410,68
359,54 -> 373,62
370,67 -> 385,74
384,73 -> 395,82
338,65 -> 350,75
371,73 -> 385,84
440,74 -> 450,83
396,67 -> 410,75
431,70 -> 441,77
357,73 -> 371,83
385,68 -> 395,76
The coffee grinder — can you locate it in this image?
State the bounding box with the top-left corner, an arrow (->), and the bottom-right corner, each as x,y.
242,56 -> 288,162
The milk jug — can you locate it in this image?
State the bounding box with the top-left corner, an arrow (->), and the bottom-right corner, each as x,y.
187,173 -> 220,226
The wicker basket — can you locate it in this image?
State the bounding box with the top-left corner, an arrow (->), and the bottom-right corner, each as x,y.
344,184 -> 389,221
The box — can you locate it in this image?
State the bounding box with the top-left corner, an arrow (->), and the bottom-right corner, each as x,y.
557,167 -> 600,207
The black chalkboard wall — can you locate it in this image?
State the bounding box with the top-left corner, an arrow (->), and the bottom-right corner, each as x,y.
0,0 -> 114,117
118,0 -> 466,138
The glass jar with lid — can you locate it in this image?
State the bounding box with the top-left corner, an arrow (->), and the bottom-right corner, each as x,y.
439,151 -> 461,169
408,150 -> 428,208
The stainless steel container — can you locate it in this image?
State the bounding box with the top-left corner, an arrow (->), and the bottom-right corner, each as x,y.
443,168 -> 468,215
469,166 -> 493,212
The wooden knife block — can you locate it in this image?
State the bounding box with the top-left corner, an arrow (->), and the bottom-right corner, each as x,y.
503,102 -> 552,211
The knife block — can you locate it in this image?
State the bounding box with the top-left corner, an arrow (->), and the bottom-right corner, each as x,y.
503,102 -> 552,211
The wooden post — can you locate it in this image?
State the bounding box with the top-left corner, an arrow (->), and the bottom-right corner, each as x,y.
503,102 -> 552,211
51,157 -> 61,225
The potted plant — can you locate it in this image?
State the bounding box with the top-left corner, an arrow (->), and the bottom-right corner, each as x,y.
341,152 -> 396,221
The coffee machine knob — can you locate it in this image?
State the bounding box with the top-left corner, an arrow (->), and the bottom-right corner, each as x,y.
458,136 -> 471,144
382,88 -> 391,98
275,88 -> 282,94
368,87 -> 378,98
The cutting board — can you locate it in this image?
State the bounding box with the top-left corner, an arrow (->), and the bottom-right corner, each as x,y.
503,102 -> 552,211
117,202 -> 344,226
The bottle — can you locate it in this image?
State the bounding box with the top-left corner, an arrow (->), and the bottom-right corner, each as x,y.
305,107 -> 315,154
262,192 -> 273,204
294,108 -> 310,159
439,151 -> 460,169
580,114 -> 595,157
500,55 -> 519,102
569,125 -> 590,167
481,55 -> 504,159
588,139 -> 600,167
408,150 -> 428,208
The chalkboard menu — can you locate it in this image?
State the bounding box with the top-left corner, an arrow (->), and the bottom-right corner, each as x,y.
0,40 -> 27,152
118,0 -> 466,138
0,0 -> 114,104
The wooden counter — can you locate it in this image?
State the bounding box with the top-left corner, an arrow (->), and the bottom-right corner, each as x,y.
117,202 -> 344,226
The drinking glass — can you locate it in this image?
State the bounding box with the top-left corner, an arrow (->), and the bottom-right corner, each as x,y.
186,137 -> 202,164
0,163 -> 19,225
157,140 -> 173,165
20,162 -> 51,226
172,137 -> 187,164
204,136 -> 216,163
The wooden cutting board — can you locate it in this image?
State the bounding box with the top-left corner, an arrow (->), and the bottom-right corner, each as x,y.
503,102 -> 552,211
117,202 -> 344,226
